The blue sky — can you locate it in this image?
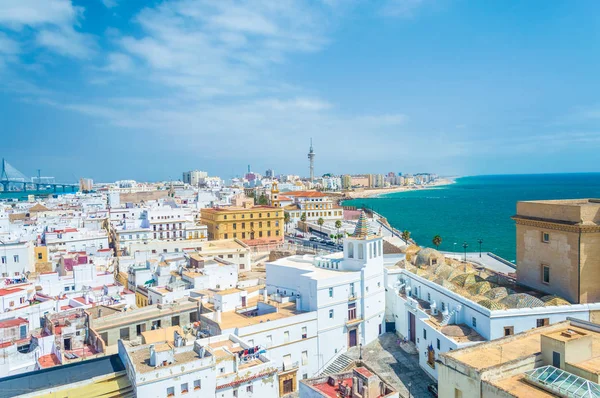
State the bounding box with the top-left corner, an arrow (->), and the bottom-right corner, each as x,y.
1,0 -> 599,182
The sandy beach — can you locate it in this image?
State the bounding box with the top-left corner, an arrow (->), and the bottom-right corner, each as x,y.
345,178 -> 457,199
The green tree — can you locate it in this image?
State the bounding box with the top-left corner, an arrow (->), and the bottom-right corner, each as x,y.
432,235 -> 442,249
284,212 -> 290,233
335,220 -> 342,243
257,193 -> 269,205
401,230 -> 411,243
300,212 -> 307,222
317,217 -> 324,233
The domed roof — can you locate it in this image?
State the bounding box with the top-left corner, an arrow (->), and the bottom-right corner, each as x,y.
477,298 -> 507,310
541,295 -> 571,307
500,293 -> 544,309
484,287 -> 514,300
414,248 -> 445,269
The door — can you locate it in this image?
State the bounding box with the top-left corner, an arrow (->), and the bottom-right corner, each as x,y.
409,312 -> 416,343
349,329 -> 357,347
553,351 -> 561,368
241,296 -> 247,307
283,379 -> 293,394
64,338 -> 72,351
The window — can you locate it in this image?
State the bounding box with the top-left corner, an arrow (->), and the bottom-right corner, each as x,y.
348,243 -> 354,258
427,293 -> 431,302
13,255 -> 19,263
358,243 -> 364,260
542,232 -> 550,243
441,302 -> 446,311
329,309 -> 334,318
219,367 -> 225,373
246,385 -> 253,393
537,318 -> 549,327
266,335 -> 272,347
37,253 -> 43,260
301,327 -> 307,339
328,287 -> 333,297
348,302 -> 357,320
504,326 -> 514,336
284,331 -> 290,342
167,387 -> 175,397
233,389 -> 238,397
542,265 -> 550,284
472,317 -> 477,327
437,338 -> 441,350
302,350 -> 308,365
193,380 -> 201,390
423,329 -> 427,339
0,256 -> 5,264
171,316 -> 180,326
181,383 -> 188,394
303,374 -> 308,379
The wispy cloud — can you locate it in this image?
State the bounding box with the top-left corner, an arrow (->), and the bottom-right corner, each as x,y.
102,0 -> 119,9
0,0 -> 94,60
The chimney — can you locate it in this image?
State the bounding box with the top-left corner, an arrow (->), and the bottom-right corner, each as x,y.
149,345 -> 156,366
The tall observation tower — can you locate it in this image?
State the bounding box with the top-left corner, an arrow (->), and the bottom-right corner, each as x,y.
308,138 -> 315,182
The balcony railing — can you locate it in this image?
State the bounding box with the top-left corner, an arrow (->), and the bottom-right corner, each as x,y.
348,292 -> 357,301
278,361 -> 299,373
345,316 -> 362,326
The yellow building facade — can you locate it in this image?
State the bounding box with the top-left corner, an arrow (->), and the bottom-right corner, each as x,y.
200,204 -> 284,245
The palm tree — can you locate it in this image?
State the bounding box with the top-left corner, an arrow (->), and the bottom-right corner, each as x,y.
284,212 -> 290,233
432,235 -> 442,249
335,220 -> 342,243
401,230 -> 411,243
317,217 -> 324,234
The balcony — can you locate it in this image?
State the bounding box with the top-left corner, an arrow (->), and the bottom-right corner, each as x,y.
348,292 -> 357,301
345,316 -> 362,326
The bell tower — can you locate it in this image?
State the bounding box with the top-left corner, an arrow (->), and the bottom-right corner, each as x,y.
271,182 -> 280,207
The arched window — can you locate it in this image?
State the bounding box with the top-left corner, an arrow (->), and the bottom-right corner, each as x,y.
348,243 -> 354,258
358,243 -> 364,260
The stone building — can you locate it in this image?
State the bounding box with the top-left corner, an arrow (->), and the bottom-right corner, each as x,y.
512,199 -> 600,304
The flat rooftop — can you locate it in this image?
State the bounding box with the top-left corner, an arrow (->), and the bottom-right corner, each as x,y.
444,321 -> 600,371
129,344 -> 209,374
269,253 -> 359,279
0,355 -> 125,398
515,198 -> 600,225
204,297 -> 307,329
91,298 -> 199,332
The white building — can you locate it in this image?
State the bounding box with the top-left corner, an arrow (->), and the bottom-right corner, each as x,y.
182,170 -> 208,187
44,227 -> 109,254
0,240 -> 34,278
385,247 -> 600,380
267,212 -> 385,369
118,333 -> 279,398
283,191 -> 343,228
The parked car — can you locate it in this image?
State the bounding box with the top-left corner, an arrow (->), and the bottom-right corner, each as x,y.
325,240 -> 335,246
295,233 -> 303,238
428,383 -> 438,397
309,236 -> 319,242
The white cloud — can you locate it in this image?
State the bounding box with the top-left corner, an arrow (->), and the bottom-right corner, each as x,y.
37,27 -> 95,59
102,0 -> 118,9
0,0 -> 94,59
0,0 -> 79,28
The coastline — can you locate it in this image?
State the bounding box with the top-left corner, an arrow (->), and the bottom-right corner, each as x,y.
344,177 -> 457,199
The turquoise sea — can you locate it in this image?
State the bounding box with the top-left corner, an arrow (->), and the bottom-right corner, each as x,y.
344,174 -> 600,262
0,189 -> 78,201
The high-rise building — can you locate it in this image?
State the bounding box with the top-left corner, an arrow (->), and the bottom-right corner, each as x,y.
307,138 -> 315,182
265,169 -> 275,178
341,175 -> 352,189
182,170 -> 207,186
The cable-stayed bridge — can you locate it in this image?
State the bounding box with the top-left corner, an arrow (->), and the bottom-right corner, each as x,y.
0,158 -> 77,192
